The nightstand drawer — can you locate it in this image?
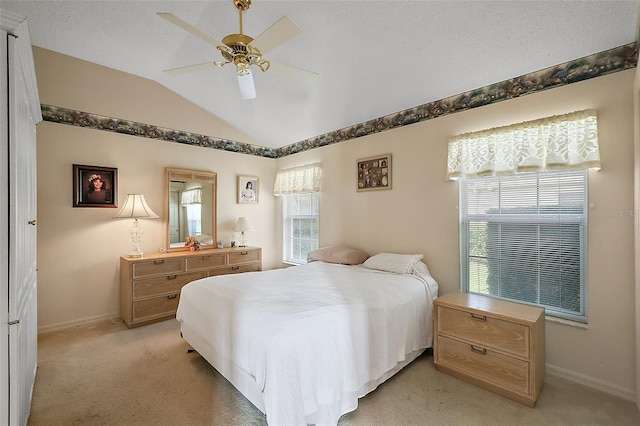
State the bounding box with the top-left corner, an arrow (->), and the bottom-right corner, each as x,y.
133,294 -> 181,322
228,249 -> 260,265
185,253 -> 226,271
133,272 -> 206,299
133,258 -> 184,278
437,305 -> 530,358
436,335 -> 530,396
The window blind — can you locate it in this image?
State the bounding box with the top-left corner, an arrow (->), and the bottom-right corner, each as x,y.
460,170 -> 588,321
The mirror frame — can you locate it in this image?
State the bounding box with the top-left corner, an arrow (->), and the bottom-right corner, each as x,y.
165,167 -> 218,252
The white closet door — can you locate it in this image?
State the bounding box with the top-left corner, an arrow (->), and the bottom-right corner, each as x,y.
1,12 -> 41,426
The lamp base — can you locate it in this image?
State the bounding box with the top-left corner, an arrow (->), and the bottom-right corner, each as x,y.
128,219 -> 144,258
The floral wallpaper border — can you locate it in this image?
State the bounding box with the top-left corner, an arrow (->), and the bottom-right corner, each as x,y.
41,43 -> 637,159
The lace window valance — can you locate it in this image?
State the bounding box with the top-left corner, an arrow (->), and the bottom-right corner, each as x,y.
273,163 -> 322,195
180,188 -> 202,205
446,109 -> 600,180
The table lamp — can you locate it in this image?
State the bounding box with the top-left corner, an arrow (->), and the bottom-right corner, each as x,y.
113,194 -> 159,257
235,216 -> 252,247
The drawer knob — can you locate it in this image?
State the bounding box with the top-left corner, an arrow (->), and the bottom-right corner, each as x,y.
231,266 -> 240,270
166,275 -> 178,280
470,313 -> 487,321
470,345 -> 487,355
167,294 -> 178,300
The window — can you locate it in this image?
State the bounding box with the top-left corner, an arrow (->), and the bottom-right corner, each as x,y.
282,192 -> 319,264
460,170 -> 588,321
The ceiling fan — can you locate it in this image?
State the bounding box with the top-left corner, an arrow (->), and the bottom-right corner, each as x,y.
158,0 -> 318,100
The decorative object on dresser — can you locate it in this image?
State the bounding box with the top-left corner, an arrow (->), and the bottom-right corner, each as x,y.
120,247 -> 262,328
434,292 -> 545,407
356,154 -> 391,192
113,194 -> 159,258
235,216 -> 252,247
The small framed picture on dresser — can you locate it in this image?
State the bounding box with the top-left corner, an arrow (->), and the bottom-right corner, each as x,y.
357,154 -> 391,192
73,164 -> 118,208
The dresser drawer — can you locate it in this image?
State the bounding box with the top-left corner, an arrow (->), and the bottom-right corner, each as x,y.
228,249 -> 260,265
185,253 -> 226,271
133,271 -> 206,299
132,258 -> 184,279
133,294 -> 181,322
208,263 -> 260,276
437,305 -> 530,358
436,335 -> 530,396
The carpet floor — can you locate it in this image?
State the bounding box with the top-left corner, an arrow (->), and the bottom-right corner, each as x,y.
27,319 -> 640,426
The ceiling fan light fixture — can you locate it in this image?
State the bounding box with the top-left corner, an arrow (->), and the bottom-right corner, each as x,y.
237,66 -> 256,100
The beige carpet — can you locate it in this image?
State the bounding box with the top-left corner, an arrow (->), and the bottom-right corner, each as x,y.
28,319 -> 640,426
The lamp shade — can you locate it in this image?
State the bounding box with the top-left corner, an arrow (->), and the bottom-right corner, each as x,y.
113,194 -> 159,219
235,216 -> 252,232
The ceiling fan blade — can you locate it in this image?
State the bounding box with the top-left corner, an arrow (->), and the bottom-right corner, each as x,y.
267,61 -> 319,84
163,62 -> 217,76
157,13 -> 223,48
251,16 -> 302,55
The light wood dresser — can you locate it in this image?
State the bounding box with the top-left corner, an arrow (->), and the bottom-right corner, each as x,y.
120,247 -> 261,328
434,292 -> 545,407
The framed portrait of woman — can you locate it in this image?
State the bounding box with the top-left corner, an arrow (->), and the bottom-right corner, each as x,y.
73,164 -> 118,208
237,175 -> 259,204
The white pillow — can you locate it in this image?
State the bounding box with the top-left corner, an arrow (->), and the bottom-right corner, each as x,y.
363,253 -> 424,274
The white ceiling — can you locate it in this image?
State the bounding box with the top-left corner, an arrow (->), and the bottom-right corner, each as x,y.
2,0 -> 638,149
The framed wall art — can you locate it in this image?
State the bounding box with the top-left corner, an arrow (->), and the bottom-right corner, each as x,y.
237,175 -> 259,204
73,164 -> 118,208
357,154 -> 392,192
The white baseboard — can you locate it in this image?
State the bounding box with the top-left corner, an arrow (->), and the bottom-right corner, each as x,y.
37,312 -> 121,334
546,363 -> 636,403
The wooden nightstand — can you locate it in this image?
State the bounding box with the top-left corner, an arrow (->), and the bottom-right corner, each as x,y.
434,292 -> 545,407
120,247 -> 261,328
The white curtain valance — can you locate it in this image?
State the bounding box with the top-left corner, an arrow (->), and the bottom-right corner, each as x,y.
446,109 -> 600,180
273,163 -> 322,196
181,188 -> 202,205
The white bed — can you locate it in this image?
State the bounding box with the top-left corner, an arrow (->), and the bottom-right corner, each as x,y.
177,256 -> 438,426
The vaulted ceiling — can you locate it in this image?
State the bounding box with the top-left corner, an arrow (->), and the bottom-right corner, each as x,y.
3,0 -> 638,149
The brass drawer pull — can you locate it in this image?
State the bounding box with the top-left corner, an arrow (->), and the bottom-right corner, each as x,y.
240,251 -> 248,255
471,313 -> 487,321
166,275 -> 177,280
231,266 -> 240,270
167,294 -> 178,300
153,260 -> 165,265
470,345 -> 487,355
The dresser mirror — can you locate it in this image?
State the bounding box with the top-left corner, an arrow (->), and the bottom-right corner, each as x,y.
165,168 -> 217,251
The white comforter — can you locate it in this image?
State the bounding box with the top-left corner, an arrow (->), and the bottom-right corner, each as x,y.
177,261 -> 438,425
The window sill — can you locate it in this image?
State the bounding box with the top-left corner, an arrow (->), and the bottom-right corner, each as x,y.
545,315 -> 588,329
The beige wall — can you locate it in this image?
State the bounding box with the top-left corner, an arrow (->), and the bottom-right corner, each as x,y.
35,47 -> 636,400
34,48 -> 278,329
276,70 -> 637,400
